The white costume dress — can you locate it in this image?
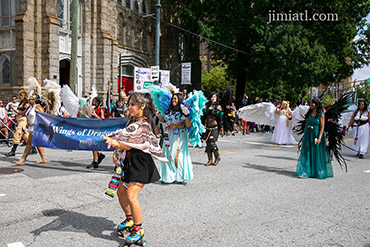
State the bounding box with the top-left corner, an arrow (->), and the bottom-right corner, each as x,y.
26,104 -> 36,132
271,109 -> 297,145
353,111 -> 369,155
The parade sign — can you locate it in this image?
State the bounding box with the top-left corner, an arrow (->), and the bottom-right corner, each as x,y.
32,112 -> 128,151
151,66 -> 160,81
134,67 -> 155,92
160,70 -> 170,86
181,62 -> 191,85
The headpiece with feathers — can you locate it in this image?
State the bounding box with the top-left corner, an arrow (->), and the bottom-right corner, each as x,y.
27,77 -> 42,99
43,79 -> 61,115
165,83 -> 180,95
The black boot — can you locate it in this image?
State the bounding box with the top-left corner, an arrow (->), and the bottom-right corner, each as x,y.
30,147 -> 38,155
5,144 -> 18,157
213,151 -> 221,166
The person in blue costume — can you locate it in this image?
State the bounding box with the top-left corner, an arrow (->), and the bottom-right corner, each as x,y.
157,93 -> 193,184
296,98 -> 333,179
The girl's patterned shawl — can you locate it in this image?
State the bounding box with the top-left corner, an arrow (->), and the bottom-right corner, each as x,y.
107,118 -> 168,163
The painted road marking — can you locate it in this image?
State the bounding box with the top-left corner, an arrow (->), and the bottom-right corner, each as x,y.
263,147 -> 280,150
0,194 -> 6,197
7,243 -> 25,247
364,170 -> 370,173
219,151 -> 236,154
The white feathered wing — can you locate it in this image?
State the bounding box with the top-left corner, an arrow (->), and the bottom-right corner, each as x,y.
43,79 -> 61,115
291,105 -> 310,129
62,85 -> 80,117
237,102 -> 277,126
27,77 -> 42,97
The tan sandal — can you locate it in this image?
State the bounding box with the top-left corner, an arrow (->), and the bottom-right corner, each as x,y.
14,160 -> 25,166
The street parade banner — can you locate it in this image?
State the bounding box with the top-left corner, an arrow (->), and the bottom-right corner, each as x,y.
134,67 -> 171,92
134,67 -> 155,93
181,62 -> 192,85
32,112 -> 128,151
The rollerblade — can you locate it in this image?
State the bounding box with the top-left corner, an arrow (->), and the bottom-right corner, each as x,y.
117,218 -> 134,238
123,227 -> 146,247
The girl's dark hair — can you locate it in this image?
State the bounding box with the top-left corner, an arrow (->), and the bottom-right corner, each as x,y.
128,92 -> 156,131
355,101 -> 368,115
305,98 -> 323,119
206,93 -> 219,108
94,96 -> 102,106
165,93 -> 184,115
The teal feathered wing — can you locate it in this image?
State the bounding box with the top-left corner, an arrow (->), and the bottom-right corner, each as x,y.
184,90 -> 208,147
148,86 -> 172,116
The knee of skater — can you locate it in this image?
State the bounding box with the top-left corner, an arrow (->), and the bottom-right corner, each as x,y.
126,191 -> 138,203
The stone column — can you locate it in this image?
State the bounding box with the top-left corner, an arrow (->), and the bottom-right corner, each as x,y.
42,0 -> 59,82
15,1 -> 35,87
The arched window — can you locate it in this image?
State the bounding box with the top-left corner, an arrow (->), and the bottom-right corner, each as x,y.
142,0 -> 147,14
57,0 -> 81,32
178,33 -> 185,61
134,0 -> 139,12
0,0 -> 19,27
0,54 -> 11,84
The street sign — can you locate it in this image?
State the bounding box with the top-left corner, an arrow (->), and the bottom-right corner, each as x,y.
151,66 -> 160,81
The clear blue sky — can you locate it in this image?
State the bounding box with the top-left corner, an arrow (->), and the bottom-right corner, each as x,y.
353,13 -> 370,80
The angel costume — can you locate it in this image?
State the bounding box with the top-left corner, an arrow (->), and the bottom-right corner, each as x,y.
271,108 -> 297,145
352,110 -> 369,156
296,112 -> 333,179
107,118 -> 167,184
238,102 -> 297,144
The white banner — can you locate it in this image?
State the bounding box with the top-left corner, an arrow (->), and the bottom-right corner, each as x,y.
311,87 -> 318,98
160,70 -> 170,86
181,62 -> 191,85
134,67 -> 155,93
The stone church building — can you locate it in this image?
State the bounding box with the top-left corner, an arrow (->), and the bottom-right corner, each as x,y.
0,0 -> 200,102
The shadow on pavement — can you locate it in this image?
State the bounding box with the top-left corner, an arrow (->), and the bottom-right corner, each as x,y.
192,161 -> 205,166
32,209 -> 120,245
21,160 -> 114,174
255,155 -> 297,161
242,163 -> 297,178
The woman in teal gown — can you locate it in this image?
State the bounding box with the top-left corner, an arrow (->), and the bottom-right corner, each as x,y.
157,93 -> 193,183
296,98 -> 333,179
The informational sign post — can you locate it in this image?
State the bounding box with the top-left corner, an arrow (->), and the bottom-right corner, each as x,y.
160,70 -> 170,86
151,66 -> 160,82
181,62 -> 192,85
311,87 -> 318,98
134,67 -> 155,92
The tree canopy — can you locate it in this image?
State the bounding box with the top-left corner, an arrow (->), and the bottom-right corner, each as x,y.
169,0 -> 370,106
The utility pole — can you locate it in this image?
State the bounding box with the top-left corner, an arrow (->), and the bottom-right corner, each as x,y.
155,0 -> 161,66
70,0 -> 78,94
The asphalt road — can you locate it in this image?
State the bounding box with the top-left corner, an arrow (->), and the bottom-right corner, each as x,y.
0,130 -> 369,247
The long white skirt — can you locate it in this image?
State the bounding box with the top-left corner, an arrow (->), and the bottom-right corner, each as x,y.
353,123 -> 369,155
272,115 -> 297,145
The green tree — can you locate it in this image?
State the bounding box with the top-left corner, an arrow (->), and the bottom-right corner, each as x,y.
201,58 -> 234,96
168,0 -> 370,107
357,83 -> 370,105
